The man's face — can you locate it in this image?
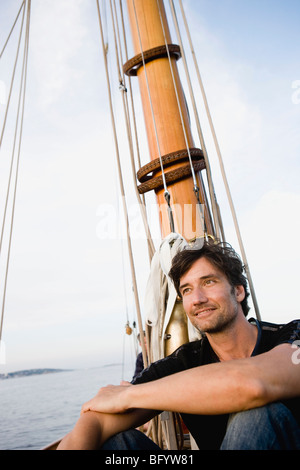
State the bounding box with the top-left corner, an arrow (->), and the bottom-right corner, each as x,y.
179,257 -> 245,334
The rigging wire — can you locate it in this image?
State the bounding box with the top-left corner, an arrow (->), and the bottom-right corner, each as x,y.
130,0 -> 175,234
102,9 -> 136,370
178,0 -> 261,320
109,0 -> 152,344
169,0 -> 223,241
96,0 -> 148,368
0,0 -> 31,342
0,4 -> 26,255
155,0 -> 208,238
155,1 -> 195,190
0,3 -> 26,150
113,0 -> 158,372
110,0 -> 156,261
118,0 -> 143,176
0,1 -> 25,59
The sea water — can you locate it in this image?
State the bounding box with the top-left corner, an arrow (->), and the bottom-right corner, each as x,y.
0,363 -> 133,450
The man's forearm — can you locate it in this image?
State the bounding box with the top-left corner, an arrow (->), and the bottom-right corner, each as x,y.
81,344 -> 300,418
81,358 -> 264,417
57,408 -> 157,450
127,344 -> 300,415
127,359 -> 264,415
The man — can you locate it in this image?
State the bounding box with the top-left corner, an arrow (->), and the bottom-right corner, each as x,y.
132,332 -> 146,381
57,241 -> 300,450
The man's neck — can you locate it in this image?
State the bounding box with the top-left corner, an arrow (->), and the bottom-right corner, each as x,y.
206,315 -> 258,362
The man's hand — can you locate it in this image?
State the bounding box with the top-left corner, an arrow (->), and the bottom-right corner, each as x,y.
81,380 -> 132,415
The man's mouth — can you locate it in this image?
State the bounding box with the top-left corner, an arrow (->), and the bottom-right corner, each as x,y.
194,307 -> 216,317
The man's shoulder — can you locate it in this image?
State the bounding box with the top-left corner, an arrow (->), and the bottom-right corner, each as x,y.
251,317 -> 300,331
259,318 -> 300,335
251,317 -> 300,351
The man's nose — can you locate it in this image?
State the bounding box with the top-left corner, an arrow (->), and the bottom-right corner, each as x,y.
192,287 -> 208,304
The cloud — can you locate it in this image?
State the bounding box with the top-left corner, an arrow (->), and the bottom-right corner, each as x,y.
235,190 -> 300,323
30,0 -> 88,108
1,0 -> 299,374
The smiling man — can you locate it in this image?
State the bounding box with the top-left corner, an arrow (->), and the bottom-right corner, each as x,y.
58,241 -> 300,450
172,243 -> 258,361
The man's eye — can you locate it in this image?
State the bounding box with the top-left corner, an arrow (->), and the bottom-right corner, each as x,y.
204,279 -> 215,286
182,288 -> 191,295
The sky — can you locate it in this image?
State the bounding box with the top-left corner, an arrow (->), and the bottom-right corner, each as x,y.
0,0 -> 299,374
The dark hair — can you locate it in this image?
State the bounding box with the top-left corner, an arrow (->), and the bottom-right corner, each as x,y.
168,241 -> 250,316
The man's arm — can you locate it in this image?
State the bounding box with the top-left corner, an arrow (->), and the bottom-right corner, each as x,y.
82,344 -> 300,417
57,407 -> 158,450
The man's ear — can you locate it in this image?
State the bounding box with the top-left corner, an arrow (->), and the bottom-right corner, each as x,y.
235,285 -> 245,302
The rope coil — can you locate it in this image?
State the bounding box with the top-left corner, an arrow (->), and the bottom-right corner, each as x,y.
137,147 -> 203,182
137,148 -> 205,194
123,43 -> 181,76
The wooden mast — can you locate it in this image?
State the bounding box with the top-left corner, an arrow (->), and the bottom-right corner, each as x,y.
125,0 -> 214,241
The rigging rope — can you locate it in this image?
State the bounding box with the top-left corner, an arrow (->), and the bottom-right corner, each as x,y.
0,1 -> 25,59
96,0 -> 148,367
178,0 -> 261,320
118,0 -> 143,171
155,0 -> 207,238
0,3 -> 26,255
130,0 -> 175,234
0,0 -> 31,342
111,0 -> 156,261
169,0 -> 222,241
155,1 -> 195,190
0,3 -> 26,150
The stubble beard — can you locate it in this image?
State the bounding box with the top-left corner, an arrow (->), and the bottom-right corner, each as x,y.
192,287 -> 239,336
197,309 -> 238,335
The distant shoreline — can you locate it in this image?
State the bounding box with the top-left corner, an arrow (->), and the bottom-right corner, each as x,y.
0,368 -> 72,380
